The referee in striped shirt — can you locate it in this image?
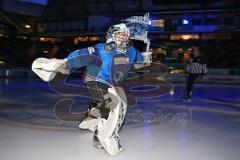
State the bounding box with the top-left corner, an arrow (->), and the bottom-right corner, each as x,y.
182,46 -> 207,101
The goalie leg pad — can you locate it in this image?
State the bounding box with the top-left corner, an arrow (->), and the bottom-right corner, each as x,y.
96,87 -> 127,155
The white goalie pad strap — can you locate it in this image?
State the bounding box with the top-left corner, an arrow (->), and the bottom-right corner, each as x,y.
78,117 -> 100,132
97,87 -> 127,155
32,58 -> 69,82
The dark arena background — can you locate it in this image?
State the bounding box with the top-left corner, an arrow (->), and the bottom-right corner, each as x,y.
0,0 -> 240,159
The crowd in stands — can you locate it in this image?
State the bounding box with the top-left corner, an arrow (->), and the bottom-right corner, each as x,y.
1,37 -> 240,71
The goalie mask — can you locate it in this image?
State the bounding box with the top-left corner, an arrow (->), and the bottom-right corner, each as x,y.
105,23 -> 130,53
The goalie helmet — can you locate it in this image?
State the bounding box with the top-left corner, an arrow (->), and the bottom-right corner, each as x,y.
105,23 -> 130,53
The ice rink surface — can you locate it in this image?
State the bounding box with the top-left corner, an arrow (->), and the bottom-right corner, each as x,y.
0,78 -> 240,160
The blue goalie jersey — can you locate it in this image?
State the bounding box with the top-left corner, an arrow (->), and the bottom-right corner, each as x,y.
67,43 -> 143,84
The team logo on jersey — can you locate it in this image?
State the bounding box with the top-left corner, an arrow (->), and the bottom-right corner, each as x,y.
88,47 -> 95,54
111,54 -> 131,84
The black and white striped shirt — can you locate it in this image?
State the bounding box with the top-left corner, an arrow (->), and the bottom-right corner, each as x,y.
186,56 -> 207,74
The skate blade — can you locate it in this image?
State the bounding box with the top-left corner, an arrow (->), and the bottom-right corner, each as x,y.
93,140 -> 103,149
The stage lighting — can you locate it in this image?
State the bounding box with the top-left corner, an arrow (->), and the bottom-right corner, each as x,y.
183,19 -> 189,25
25,25 -> 31,28
148,20 -> 152,25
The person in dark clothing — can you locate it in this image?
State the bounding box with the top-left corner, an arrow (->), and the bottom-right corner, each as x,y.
182,46 -> 207,101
